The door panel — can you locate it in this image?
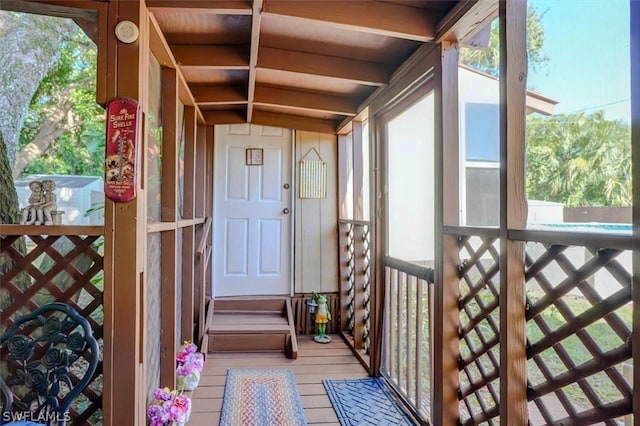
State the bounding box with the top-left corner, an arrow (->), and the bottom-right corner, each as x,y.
214,124 -> 292,296
224,218 -> 248,275
258,219 -> 281,275
260,148 -> 283,201
226,147 -> 249,200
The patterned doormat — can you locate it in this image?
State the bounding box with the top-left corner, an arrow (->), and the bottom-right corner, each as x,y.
323,378 -> 415,425
219,368 -> 307,426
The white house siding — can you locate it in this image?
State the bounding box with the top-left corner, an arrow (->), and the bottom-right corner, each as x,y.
294,131 -> 339,294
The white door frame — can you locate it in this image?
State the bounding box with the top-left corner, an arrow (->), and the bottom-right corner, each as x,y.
287,133 -> 296,296
211,124 -> 295,297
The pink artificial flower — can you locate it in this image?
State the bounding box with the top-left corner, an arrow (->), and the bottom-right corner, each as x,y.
169,397 -> 188,419
191,352 -> 204,369
176,351 -> 189,365
174,395 -> 191,419
148,386 -> 192,425
176,342 -> 198,365
147,404 -> 161,422
153,387 -> 171,401
176,362 -> 196,377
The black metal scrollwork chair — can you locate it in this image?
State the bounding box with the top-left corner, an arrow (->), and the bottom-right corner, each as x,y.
0,303 -> 99,425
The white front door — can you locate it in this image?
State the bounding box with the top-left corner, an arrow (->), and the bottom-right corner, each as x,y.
213,124 -> 293,297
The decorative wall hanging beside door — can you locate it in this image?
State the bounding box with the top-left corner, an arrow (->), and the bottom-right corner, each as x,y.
299,147 -> 327,199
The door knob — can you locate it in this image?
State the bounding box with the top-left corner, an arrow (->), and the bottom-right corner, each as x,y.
283,208 -> 290,214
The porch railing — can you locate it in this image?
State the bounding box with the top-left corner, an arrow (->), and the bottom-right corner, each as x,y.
338,219 -> 371,367
0,225 -> 104,425
453,227 -> 501,424
447,226 -> 633,425
381,256 -> 434,421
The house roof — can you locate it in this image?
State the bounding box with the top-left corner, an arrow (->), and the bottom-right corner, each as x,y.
459,64 -> 558,115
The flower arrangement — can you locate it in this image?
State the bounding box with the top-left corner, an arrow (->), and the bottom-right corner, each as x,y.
147,342 -> 204,424
176,341 -> 203,367
176,341 -> 204,392
147,387 -> 191,426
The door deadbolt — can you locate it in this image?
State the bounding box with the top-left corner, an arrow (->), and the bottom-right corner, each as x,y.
283,208 -> 290,214
283,183 -> 290,189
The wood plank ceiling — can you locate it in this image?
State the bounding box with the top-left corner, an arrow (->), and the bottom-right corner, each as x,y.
148,0 -> 459,133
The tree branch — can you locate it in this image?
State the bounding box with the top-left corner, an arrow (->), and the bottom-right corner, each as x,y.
12,90 -> 74,179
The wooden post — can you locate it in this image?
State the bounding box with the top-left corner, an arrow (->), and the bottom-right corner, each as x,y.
433,41 -> 461,426
102,1 -> 146,424
181,106 -> 197,342
368,224 -> 381,376
337,134 -> 352,219
337,131 -> 352,335
95,1 -> 109,106
369,115 -> 385,378
194,124 -> 207,342
205,126 -> 215,299
499,0 -> 528,423
352,121 -> 365,220
160,66 -> 178,389
631,2 -> 640,425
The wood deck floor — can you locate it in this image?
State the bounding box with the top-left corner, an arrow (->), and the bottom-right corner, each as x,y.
188,334 -> 369,425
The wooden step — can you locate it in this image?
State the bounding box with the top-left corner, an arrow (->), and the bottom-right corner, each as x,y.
206,297 -> 298,359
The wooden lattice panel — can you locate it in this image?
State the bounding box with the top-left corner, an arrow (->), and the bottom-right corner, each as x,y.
457,234 -> 501,425
525,241 -> 632,424
345,223 -> 356,334
339,221 -> 371,352
0,233 -> 104,425
361,224 -> 371,354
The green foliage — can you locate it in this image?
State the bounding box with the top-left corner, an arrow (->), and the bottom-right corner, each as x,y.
460,5 -> 548,78
17,26 -> 104,177
526,111 -> 631,206
459,4 -> 632,208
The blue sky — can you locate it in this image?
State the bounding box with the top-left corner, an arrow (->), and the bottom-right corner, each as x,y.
527,0 -> 631,123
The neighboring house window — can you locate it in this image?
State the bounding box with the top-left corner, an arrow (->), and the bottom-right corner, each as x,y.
465,102 -> 499,162
464,102 -> 500,226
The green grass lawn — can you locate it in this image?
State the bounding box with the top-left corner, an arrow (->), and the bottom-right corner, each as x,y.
456,289 -> 632,415
526,293 -> 632,409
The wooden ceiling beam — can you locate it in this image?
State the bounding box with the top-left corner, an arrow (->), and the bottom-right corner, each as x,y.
0,0 -> 98,18
246,0 -> 263,123
149,12 -> 206,122
258,47 -> 389,87
252,111 -> 337,134
171,45 -> 249,69
262,0 -> 436,42
73,16 -> 98,44
147,1 -> 252,15
436,0 -> 498,43
192,86 -> 247,106
202,110 -> 247,125
254,86 -> 356,116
